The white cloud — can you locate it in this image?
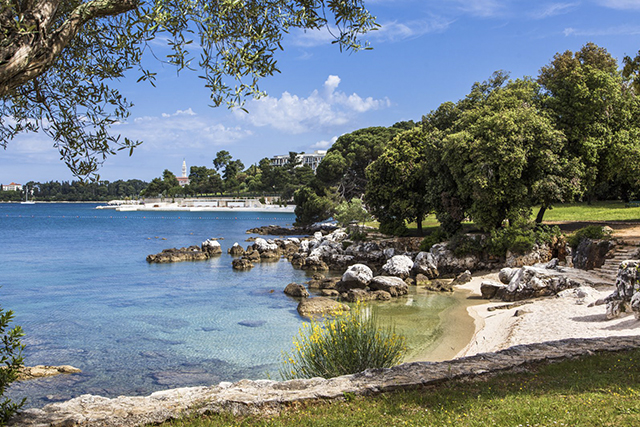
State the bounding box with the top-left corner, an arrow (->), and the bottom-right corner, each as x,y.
235,76 -> 390,134
563,24 -> 640,36
119,108 -> 251,150
450,0 -> 506,17
596,0 -> 640,9
311,136 -> 338,149
531,2 -> 580,19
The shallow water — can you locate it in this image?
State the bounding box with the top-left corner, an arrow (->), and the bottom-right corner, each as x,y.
0,203 -> 471,408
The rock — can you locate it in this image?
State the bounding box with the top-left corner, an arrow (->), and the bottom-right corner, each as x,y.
381,255 -> 414,279
146,246 -> 209,263
414,274 -> 430,287
572,238 -> 616,270
284,283 -> 309,298
227,243 -> 245,256
546,258 -> 559,269
480,280 -> 507,299
244,250 -> 261,262
202,239 -> 222,256
372,290 -> 392,301
246,225 -> 305,235
341,264 -> 373,288
412,251 -> 439,279
254,238 -> 279,253
342,289 -> 375,303
498,267 -> 517,284
451,270 -> 472,286
259,250 -> 280,260
18,365 -> 82,381
505,243 -> 552,268
501,266 -> 581,301
368,276 -> 409,297
296,297 -> 349,318
605,260 -> 640,319
424,279 -> 454,293
320,289 -> 339,297
232,258 -> 254,270
238,320 -> 266,328
301,256 -> 329,271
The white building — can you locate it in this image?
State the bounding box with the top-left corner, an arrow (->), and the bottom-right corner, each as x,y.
270,150 -> 327,172
177,159 -> 190,187
2,182 -> 23,191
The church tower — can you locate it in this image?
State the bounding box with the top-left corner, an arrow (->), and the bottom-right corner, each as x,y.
177,159 -> 190,187
182,159 -> 187,178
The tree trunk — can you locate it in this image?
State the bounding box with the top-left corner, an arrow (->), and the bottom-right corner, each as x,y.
416,214 -> 424,236
535,205 -> 547,224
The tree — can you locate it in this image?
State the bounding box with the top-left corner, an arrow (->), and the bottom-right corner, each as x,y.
0,306 -> 26,423
293,186 -> 335,227
623,49 -> 640,93
315,126 -> 405,200
334,198 -> 371,228
0,1 -> 377,179
444,78 -> 573,230
538,43 -> 628,201
365,128 -> 431,235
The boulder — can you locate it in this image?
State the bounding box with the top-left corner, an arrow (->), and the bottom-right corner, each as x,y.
284,283 -> 309,298
605,260 -> 640,319
244,250 -> 261,262
202,239 -> 222,256
412,251 -> 439,278
341,264 -> 373,288
368,276 -> 409,297
502,266 -> 581,301
297,297 -> 349,318
342,289 -> 375,303
146,246 -> 209,263
372,290 -> 392,301
424,279 -> 454,293
254,238 -> 279,253
18,365 -> 82,381
302,256 -> 329,271
228,243 -> 245,256
232,258 -> 254,270
573,238 -> 616,270
381,255 -> 414,279
320,289 -> 339,297
498,267 -> 517,284
480,280 -> 507,299
451,270 -> 472,286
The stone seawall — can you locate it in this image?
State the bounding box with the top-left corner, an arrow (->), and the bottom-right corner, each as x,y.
11,335 -> 640,427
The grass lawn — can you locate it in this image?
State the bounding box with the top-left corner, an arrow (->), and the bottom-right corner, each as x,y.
156,348 -> 640,427
403,201 -> 640,235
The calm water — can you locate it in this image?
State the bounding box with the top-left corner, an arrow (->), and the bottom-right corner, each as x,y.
0,203 -> 462,408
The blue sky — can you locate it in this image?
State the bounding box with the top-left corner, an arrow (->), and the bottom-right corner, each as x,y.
2,0 -> 640,184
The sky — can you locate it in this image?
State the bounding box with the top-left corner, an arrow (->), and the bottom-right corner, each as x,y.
2,0 -> 640,184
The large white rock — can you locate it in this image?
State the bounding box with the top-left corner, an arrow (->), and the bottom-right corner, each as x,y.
341,264 -> 373,287
412,251 -> 439,278
254,238 -> 278,252
382,255 -> 414,279
368,276 -> 409,297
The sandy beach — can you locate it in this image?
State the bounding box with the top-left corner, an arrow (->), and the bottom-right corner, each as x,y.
454,270 -> 640,358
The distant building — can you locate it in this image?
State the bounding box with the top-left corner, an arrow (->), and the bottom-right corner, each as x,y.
270,150 -> 327,172
2,182 -> 23,191
177,159 -> 190,187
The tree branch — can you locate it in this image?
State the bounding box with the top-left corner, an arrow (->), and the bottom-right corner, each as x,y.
0,0 -> 139,97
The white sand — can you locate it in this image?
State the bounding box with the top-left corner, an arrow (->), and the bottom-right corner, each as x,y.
455,271 -> 640,358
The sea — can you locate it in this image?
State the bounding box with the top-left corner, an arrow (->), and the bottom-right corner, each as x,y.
0,203 -> 466,408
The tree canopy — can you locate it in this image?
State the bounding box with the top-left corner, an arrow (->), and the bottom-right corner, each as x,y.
0,0 -> 377,179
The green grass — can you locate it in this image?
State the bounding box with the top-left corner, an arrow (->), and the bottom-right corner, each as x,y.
538,201 -> 640,222
156,348 -> 640,427
401,202 -> 640,236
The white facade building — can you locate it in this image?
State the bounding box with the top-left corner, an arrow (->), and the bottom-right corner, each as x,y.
2,182 -> 23,191
270,150 -> 327,172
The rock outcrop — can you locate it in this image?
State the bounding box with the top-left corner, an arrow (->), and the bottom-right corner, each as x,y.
296,297 -> 349,318
605,260 -> 640,319
283,283 -> 309,298
147,239 -> 223,263
17,365 -> 81,381
11,336 -> 640,427
572,238 -> 616,270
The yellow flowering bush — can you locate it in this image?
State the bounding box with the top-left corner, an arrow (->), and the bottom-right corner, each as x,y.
280,303 -> 407,380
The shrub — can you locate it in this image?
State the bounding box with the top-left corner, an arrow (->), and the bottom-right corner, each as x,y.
378,220 -> 408,236
448,233 -> 485,257
419,228 -> 448,251
0,307 -> 26,424
280,304 -> 407,380
568,225 -> 612,248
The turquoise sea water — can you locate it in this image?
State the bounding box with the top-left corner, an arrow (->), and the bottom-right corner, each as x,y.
0,203 -> 463,408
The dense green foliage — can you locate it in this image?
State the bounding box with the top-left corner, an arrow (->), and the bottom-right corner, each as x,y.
0,306 -> 25,424
333,198 -> 371,228
159,348 -> 640,427
567,225 -> 613,249
0,179 -> 147,202
280,305 -> 406,380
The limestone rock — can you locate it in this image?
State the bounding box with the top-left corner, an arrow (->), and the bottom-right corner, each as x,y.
451,270 -> 472,286
498,267 -> 517,284
424,279 -> 453,293
146,246 -> 209,263
18,365 -> 82,381
572,238 -> 616,270
412,251 -> 439,279
202,239 -> 222,256
341,264 -> 373,288
605,260 -> 640,319
297,297 -> 349,318
381,255 -> 414,279
283,283 -> 309,298
480,280 -> 507,299
254,238 -> 279,253
227,243 -> 245,256
342,289 -> 375,303
232,258 -> 254,270
368,276 -> 409,297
